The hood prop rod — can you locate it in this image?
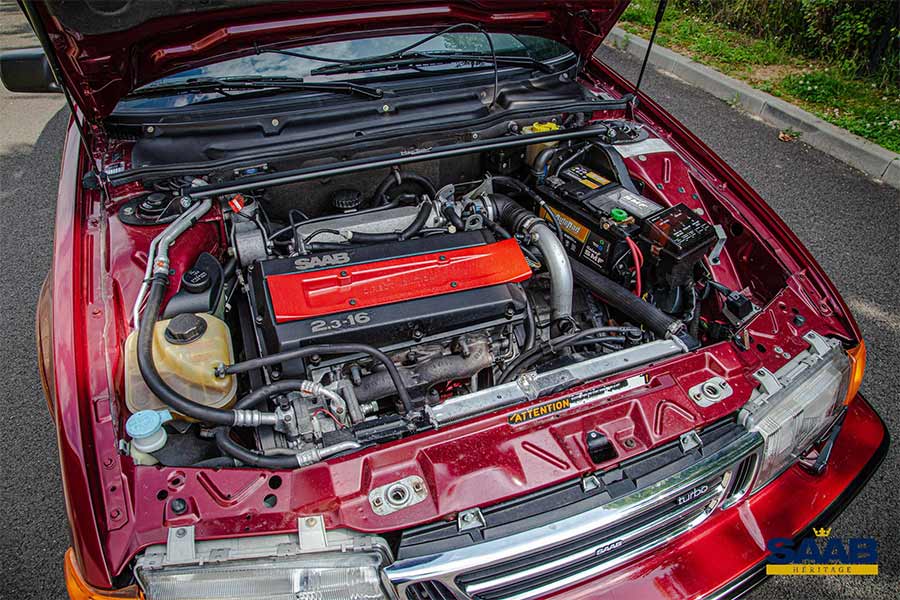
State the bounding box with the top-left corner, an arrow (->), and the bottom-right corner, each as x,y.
628,0 -> 668,118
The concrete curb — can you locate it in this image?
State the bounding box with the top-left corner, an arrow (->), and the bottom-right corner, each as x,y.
603,27 -> 900,191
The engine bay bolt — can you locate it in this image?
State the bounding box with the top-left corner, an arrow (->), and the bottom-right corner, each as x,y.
450,281 -> 458,288
412,329 -> 424,340
372,497 -> 383,507
122,206 -> 134,215
462,512 -> 475,523
381,104 -> 391,113
310,354 -> 321,365
304,518 -> 317,528
146,125 -> 155,134
793,315 -> 806,326
349,298 -> 357,306
623,438 -> 637,449
170,498 -> 187,515
413,481 -> 424,493
271,118 -> 280,127
340,270 -> 348,277
439,255 -> 447,261
255,315 -> 263,324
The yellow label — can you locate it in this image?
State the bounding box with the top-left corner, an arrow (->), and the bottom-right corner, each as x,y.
585,171 -> 611,186
578,178 -> 600,189
508,398 -> 571,425
766,564 -> 879,576
540,206 -> 589,243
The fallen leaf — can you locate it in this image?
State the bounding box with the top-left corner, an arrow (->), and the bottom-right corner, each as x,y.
778,130 -> 798,142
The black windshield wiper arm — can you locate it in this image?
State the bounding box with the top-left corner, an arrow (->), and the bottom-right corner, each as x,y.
128,76 -> 383,100
310,52 -> 555,76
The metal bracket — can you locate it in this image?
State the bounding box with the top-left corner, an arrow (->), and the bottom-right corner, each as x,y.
458,507 -> 486,532
298,515 -> 328,551
688,376 -> 733,407
516,371 -> 540,400
708,225 -> 727,265
803,331 -> 833,356
679,431 -> 702,453
752,368 -> 783,396
165,526 -> 196,564
581,474 -> 602,493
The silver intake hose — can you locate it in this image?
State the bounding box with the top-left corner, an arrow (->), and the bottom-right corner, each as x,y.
524,219 -> 574,322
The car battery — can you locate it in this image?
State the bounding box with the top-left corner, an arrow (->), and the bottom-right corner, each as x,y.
641,203 -> 717,286
536,163 -> 663,276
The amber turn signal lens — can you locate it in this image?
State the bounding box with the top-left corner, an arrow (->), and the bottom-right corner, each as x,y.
64,549 -> 141,600
844,340 -> 866,405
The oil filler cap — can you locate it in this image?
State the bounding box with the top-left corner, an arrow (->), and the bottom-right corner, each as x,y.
165,313 -> 207,344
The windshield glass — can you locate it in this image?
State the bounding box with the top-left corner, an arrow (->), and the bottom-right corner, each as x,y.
119,32 -> 571,110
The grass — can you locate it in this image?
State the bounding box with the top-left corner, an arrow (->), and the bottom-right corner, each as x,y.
618,2 -> 900,153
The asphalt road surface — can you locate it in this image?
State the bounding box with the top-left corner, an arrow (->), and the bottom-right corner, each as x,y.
1,7 -> 896,599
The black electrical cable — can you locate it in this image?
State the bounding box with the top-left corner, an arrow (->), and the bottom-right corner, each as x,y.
501,333 -> 630,383
222,343 -> 413,414
498,326 -> 641,384
137,276 -> 239,425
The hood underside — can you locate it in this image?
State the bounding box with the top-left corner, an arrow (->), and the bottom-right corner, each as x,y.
28,0 -> 629,122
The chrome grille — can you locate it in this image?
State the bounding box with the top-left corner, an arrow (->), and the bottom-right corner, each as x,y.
385,430 -> 762,600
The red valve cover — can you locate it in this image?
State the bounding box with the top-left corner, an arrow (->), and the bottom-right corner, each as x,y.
267,238 -> 532,323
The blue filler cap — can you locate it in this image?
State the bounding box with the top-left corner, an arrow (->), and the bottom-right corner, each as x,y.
126,409 -> 173,440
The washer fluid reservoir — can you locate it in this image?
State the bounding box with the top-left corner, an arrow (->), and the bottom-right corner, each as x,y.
124,313 -> 237,419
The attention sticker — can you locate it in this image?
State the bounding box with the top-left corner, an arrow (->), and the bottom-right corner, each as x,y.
507,398 -> 571,425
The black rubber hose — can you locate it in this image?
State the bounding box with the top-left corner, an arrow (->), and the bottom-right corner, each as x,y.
223,343 -> 413,414
235,380 -> 313,410
523,297 -> 537,351
347,201 -> 432,243
214,427 -> 299,468
137,276 -> 238,425
442,205 -> 465,230
571,260 -> 681,339
372,170 -> 437,207
490,176 -> 562,235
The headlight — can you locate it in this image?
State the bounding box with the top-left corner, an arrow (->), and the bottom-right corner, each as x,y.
738,331 -> 851,492
137,552 -> 390,600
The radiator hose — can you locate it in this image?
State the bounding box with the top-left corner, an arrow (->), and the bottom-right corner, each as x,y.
571,260 -> 699,348
137,276 -> 277,426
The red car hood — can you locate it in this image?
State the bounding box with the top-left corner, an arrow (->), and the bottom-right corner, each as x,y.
27,0 -> 629,123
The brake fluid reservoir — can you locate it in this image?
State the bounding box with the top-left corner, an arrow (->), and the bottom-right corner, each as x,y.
124,313 -> 237,419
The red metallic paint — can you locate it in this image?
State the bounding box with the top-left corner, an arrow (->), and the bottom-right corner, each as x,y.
545,395 -> 887,599
267,237 -> 531,322
34,12 -> 879,596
